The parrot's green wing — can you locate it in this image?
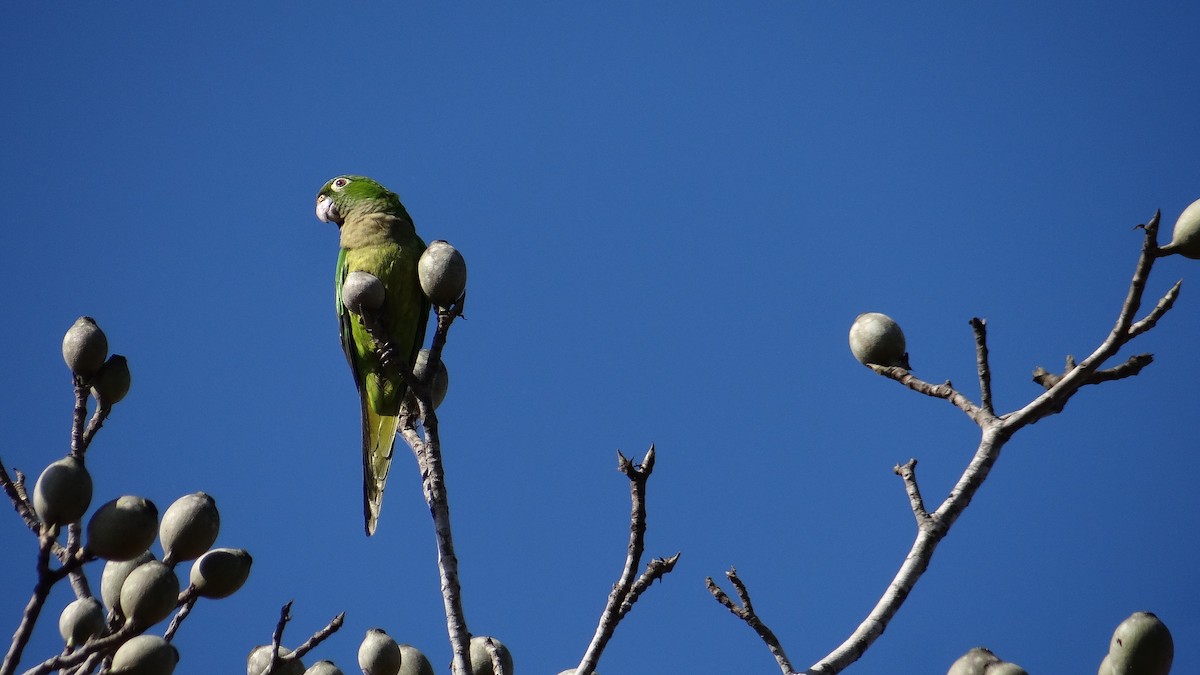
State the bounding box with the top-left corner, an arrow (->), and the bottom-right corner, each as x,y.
323,175 -> 429,536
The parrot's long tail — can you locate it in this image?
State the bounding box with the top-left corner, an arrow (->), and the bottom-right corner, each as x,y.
362,404 -> 401,536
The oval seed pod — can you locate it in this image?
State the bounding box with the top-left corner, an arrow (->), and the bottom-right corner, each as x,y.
58,597 -> 105,649
87,495 -> 158,561
397,645 -> 435,675
358,628 -> 402,675
62,317 -> 108,379
1106,611 -> 1173,675
101,551 -> 156,615
189,548 -> 253,599
110,634 -> 179,675
412,350 -> 449,409
247,645 -> 305,675
159,492 -> 220,566
91,355 -> 132,406
304,661 -> 345,675
848,312 -> 911,370
418,240 -> 467,308
468,636 -> 513,675
118,560 -> 180,628
1160,197 -> 1200,259
343,270 -> 386,315
33,456 -> 93,527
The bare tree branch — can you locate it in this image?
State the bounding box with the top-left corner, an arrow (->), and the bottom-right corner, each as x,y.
706,569 -> 794,675
716,213 -> 1181,674
291,611 -> 345,661
970,318 -> 994,415
577,445 -> 676,675
893,459 -> 931,529
617,553 -> 681,620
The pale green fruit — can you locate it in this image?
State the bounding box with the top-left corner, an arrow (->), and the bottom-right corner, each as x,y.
189,548 -> 252,599
58,597 -> 104,648
1160,197 -> 1200,259
101,551 -> 156,615
947,647 -> 1000,675
1098,653 -> 1114,675
413,350 -> 449,409
343,270 -> 386,315
33,456 -> 93,527
62,317 -> 108,379
849,312 -> 911,369
469,636 -> 513,675
304,661 -> 345,675
91,355 -> 131,406
110,635 -> 179,675
359,628 -> 401,675
159,492 -> 220,566
397,645 -> 435,675
110,635 -> 178,675
1106,611 -> 1173,675
247,645 -> 305,675
87,495 -> 158,561
119,560 -> 180,628
418,240 -> 467,308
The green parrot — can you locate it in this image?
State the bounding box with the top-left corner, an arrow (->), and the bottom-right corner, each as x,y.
315,175 -> 430,536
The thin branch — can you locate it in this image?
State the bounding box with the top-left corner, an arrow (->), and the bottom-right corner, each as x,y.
268,601 -> 293,672
370,305 -> 470,675
162,589 -> 199,643
798,214 -> 1175,673
0,461 -> 39,534
892,460 -> 931,529
291,612 -> 345,661
868,366 -> 992,426
19,623 -> 136,675
69,379 -> 88,458
617,553 -> 681,620
706,569 -> 794,675
577,446 -> 677,675
1128,280 -> 1181,338
970,318 -> 994,415
484,637 -> 508,675
1,534 -> 56,675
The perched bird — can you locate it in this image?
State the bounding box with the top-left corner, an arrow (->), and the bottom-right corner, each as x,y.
316,175 -> 430,535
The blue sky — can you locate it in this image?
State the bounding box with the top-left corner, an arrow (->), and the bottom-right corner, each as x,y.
3,3 -> 1199,673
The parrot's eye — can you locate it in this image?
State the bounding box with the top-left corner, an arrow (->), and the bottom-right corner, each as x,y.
331,177 -> 350,192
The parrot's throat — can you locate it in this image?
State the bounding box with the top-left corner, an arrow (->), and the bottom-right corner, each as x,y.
339,212 -> 408,250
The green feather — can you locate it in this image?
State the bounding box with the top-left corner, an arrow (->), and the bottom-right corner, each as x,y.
322,175 -> 430,535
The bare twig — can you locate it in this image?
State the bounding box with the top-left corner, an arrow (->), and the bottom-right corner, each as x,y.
368,304 -> 471,675
0,461 -> 39,534
721,213 -> 1180,674
20,623 -> 136,675
892,459 -> 931,529
617,553 -> 681,620
970,318 -> 994,415
162,589 -> 199,643
484,637 -> 507,675
706,569 -> 794,674
291,611 -> 345,661
577,446 -> 677,675
69,379 -> 88,458
868,366 -> 993,426
1128,280 -> 1182,338
1,534 -> 56,675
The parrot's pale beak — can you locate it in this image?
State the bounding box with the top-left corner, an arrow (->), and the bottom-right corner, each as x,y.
315,195 -> 342,225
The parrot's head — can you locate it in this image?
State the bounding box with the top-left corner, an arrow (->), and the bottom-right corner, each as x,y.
315,175 -> 403,226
